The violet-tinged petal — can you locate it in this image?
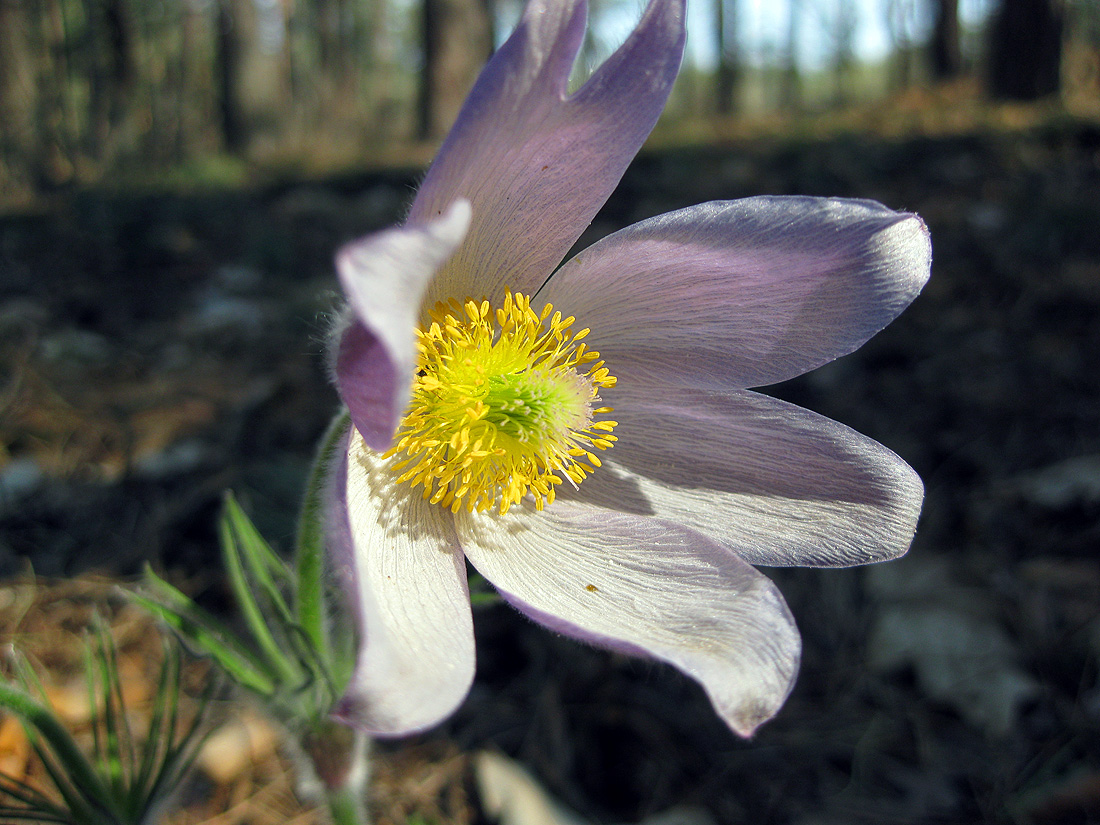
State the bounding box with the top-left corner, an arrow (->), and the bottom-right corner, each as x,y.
328,430 -> 475,736
408,0 -> 686,308
322,417 -> 359,630
540,197 -> 931,391
566,387 -> 923,568
335,201 -> 471,450
455,502 -> 800,737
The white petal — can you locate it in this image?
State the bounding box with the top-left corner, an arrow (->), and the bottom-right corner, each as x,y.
455,502 -> 800,737
569,387 -> 923,567
335,200 -> 471,450
328,429 -> 475,736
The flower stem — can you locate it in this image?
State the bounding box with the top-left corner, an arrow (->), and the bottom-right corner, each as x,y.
325,783 -> 368,825
301,721 -> 371,825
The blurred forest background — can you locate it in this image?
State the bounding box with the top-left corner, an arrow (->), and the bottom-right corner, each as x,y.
0,0 -> 1097,200
2,0 -> 1100,823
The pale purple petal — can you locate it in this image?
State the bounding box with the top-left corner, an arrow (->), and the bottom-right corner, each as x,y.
408,0 -> 686,308
329,430 -> 475,736
564,387 -> 923,568
455,502 -> 800,737
335,201 -> 471,451
539,197 -> 931,391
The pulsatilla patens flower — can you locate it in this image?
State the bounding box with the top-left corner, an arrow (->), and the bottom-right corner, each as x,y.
325,0 -> 932,738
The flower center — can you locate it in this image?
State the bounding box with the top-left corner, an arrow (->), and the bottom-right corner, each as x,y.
385,291 -> 617,515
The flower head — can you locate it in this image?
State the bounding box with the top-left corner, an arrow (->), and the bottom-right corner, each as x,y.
326,0 -> 931,738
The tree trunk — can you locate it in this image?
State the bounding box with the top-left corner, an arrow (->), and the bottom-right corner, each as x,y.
416,0 -> 493,140
781,0 -> 801,110
930,0 -> 962,80
82,0 -> 135,161
173,0 -> 199,160
988,0 -> 1064,99
0,0 -> 36,182
832,0 -> 858,106
102,0 -> 135,123
215,0 -> 247,153
32,0 -> 74,186
714,0 -> 739,114
316,0 -> 353,93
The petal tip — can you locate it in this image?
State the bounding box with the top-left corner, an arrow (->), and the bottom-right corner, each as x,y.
724,698 -> 782,739
883,211 -> 934,296
330,676 -> 473,738
887,460 -> 926,561
329,694 -> 418,739
332,201 -> 473,450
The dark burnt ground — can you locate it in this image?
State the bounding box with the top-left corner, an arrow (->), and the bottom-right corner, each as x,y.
2,115 -> 1099,825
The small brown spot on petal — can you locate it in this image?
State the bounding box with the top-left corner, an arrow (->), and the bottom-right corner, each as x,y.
585,584 -> 598,592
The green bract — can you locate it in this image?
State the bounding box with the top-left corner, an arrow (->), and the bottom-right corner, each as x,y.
132,413 -> 367,825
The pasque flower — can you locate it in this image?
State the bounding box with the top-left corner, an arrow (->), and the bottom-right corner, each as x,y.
325,0 -> 931,738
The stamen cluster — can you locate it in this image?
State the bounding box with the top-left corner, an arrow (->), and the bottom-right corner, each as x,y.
386,291 -> 617,514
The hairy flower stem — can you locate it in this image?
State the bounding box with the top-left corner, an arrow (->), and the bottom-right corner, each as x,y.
326,785 -> 368,825
301,721 -> 371,825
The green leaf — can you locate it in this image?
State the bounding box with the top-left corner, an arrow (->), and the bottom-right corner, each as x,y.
11,652 -> 48,705
0,683 -> 117,821
221,497 -> 339,702
91,625 -> 132,799
0,772 -> 72,822
0,805 -> 71,823
219,507 -> 302,688
223,493 -> 295,625
140,650 -> 213,813
2,630 -> 214,825
4,651 -> 100,819
131,638 -> 179,811
23,734 -> 103,823
133,569 -> 277,697
296,412 -> 349,663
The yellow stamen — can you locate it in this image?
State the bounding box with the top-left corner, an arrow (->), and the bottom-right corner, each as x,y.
384,290 -> 617,514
